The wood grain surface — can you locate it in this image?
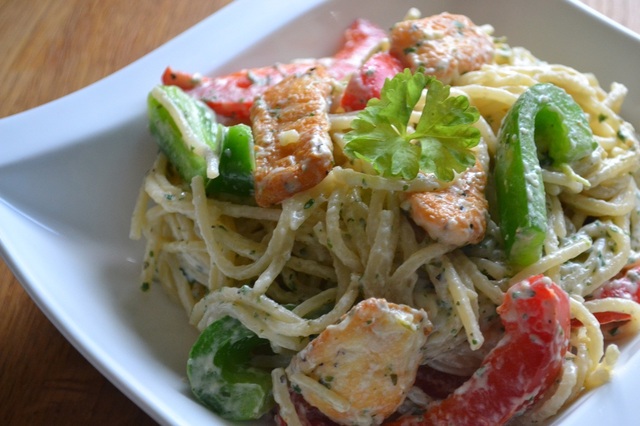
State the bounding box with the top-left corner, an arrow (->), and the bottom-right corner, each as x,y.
0,1 -> 638,425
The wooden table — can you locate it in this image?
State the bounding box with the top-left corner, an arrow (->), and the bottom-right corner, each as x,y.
0,0 -> 638,424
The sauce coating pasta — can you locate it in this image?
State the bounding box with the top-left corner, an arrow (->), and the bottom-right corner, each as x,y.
131,8 -> 640,426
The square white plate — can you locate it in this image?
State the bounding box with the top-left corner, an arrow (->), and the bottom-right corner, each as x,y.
1,0 -> 640,424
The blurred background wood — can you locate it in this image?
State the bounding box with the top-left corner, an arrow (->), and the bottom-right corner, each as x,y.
0,0 -> 637,424
0,1 -> 232,424
581,0 -> 640,34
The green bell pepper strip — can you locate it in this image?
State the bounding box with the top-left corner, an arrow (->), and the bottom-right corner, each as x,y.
147,85 -> 256,200
531,84 -> 597,166
495,83 -> 597,267
206,123 -> 255,198
187,316 -> 275,421
148,85 -> 223,182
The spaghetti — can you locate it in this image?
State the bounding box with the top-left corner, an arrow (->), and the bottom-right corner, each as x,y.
131,9 -> 640,426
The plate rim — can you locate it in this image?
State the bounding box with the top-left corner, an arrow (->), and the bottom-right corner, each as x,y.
1,0 -> 640,425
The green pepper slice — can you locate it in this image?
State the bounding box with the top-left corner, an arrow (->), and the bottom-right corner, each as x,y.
206,123 -> 255,198
147,85 -> 223,183
495,83 -> 596,267
531,84 -> 597,166
187,316 -> 274,420
148,85 -> 256,201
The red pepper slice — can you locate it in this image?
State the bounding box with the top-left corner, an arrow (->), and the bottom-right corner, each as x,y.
571,311 -> 633,328
568,262 -> 640,336
328,18 -> 389,81
340,52 -> 404,112
388,275 -> 570,426
592,262 -> 640,301
162,18 -> 387,122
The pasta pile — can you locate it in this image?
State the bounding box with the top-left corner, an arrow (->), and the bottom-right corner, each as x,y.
131,26 -> 640,424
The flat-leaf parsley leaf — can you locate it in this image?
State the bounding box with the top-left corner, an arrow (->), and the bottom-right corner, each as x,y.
343,68 -> 481,181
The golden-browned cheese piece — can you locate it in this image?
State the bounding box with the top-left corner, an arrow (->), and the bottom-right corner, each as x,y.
250,67 -> 334,207
286,298 -> 431,426
389,12 -> 494,84
404,162 -> 488,247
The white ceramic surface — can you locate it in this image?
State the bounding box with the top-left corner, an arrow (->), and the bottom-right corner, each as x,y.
1,0 -> 639,424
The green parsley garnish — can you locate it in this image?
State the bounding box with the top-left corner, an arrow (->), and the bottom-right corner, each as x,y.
343,68 -> 481,181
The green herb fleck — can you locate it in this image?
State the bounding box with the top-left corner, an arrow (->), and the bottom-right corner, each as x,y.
320,375 -> 334,389
390,373 -> 398,385
304,199 -> 315,209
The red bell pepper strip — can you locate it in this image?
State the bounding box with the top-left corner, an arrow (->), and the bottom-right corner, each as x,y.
329,18 -> 390,80
570,262 -> 640,331
340,51 -> 404,111
571,311 -> 632,328
388,275 -> 570,426
187,62 -> 315,123
592,262 -> 640,301
162,18 -> 387,122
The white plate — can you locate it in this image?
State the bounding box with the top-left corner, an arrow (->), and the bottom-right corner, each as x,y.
1,0 -> 640,424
